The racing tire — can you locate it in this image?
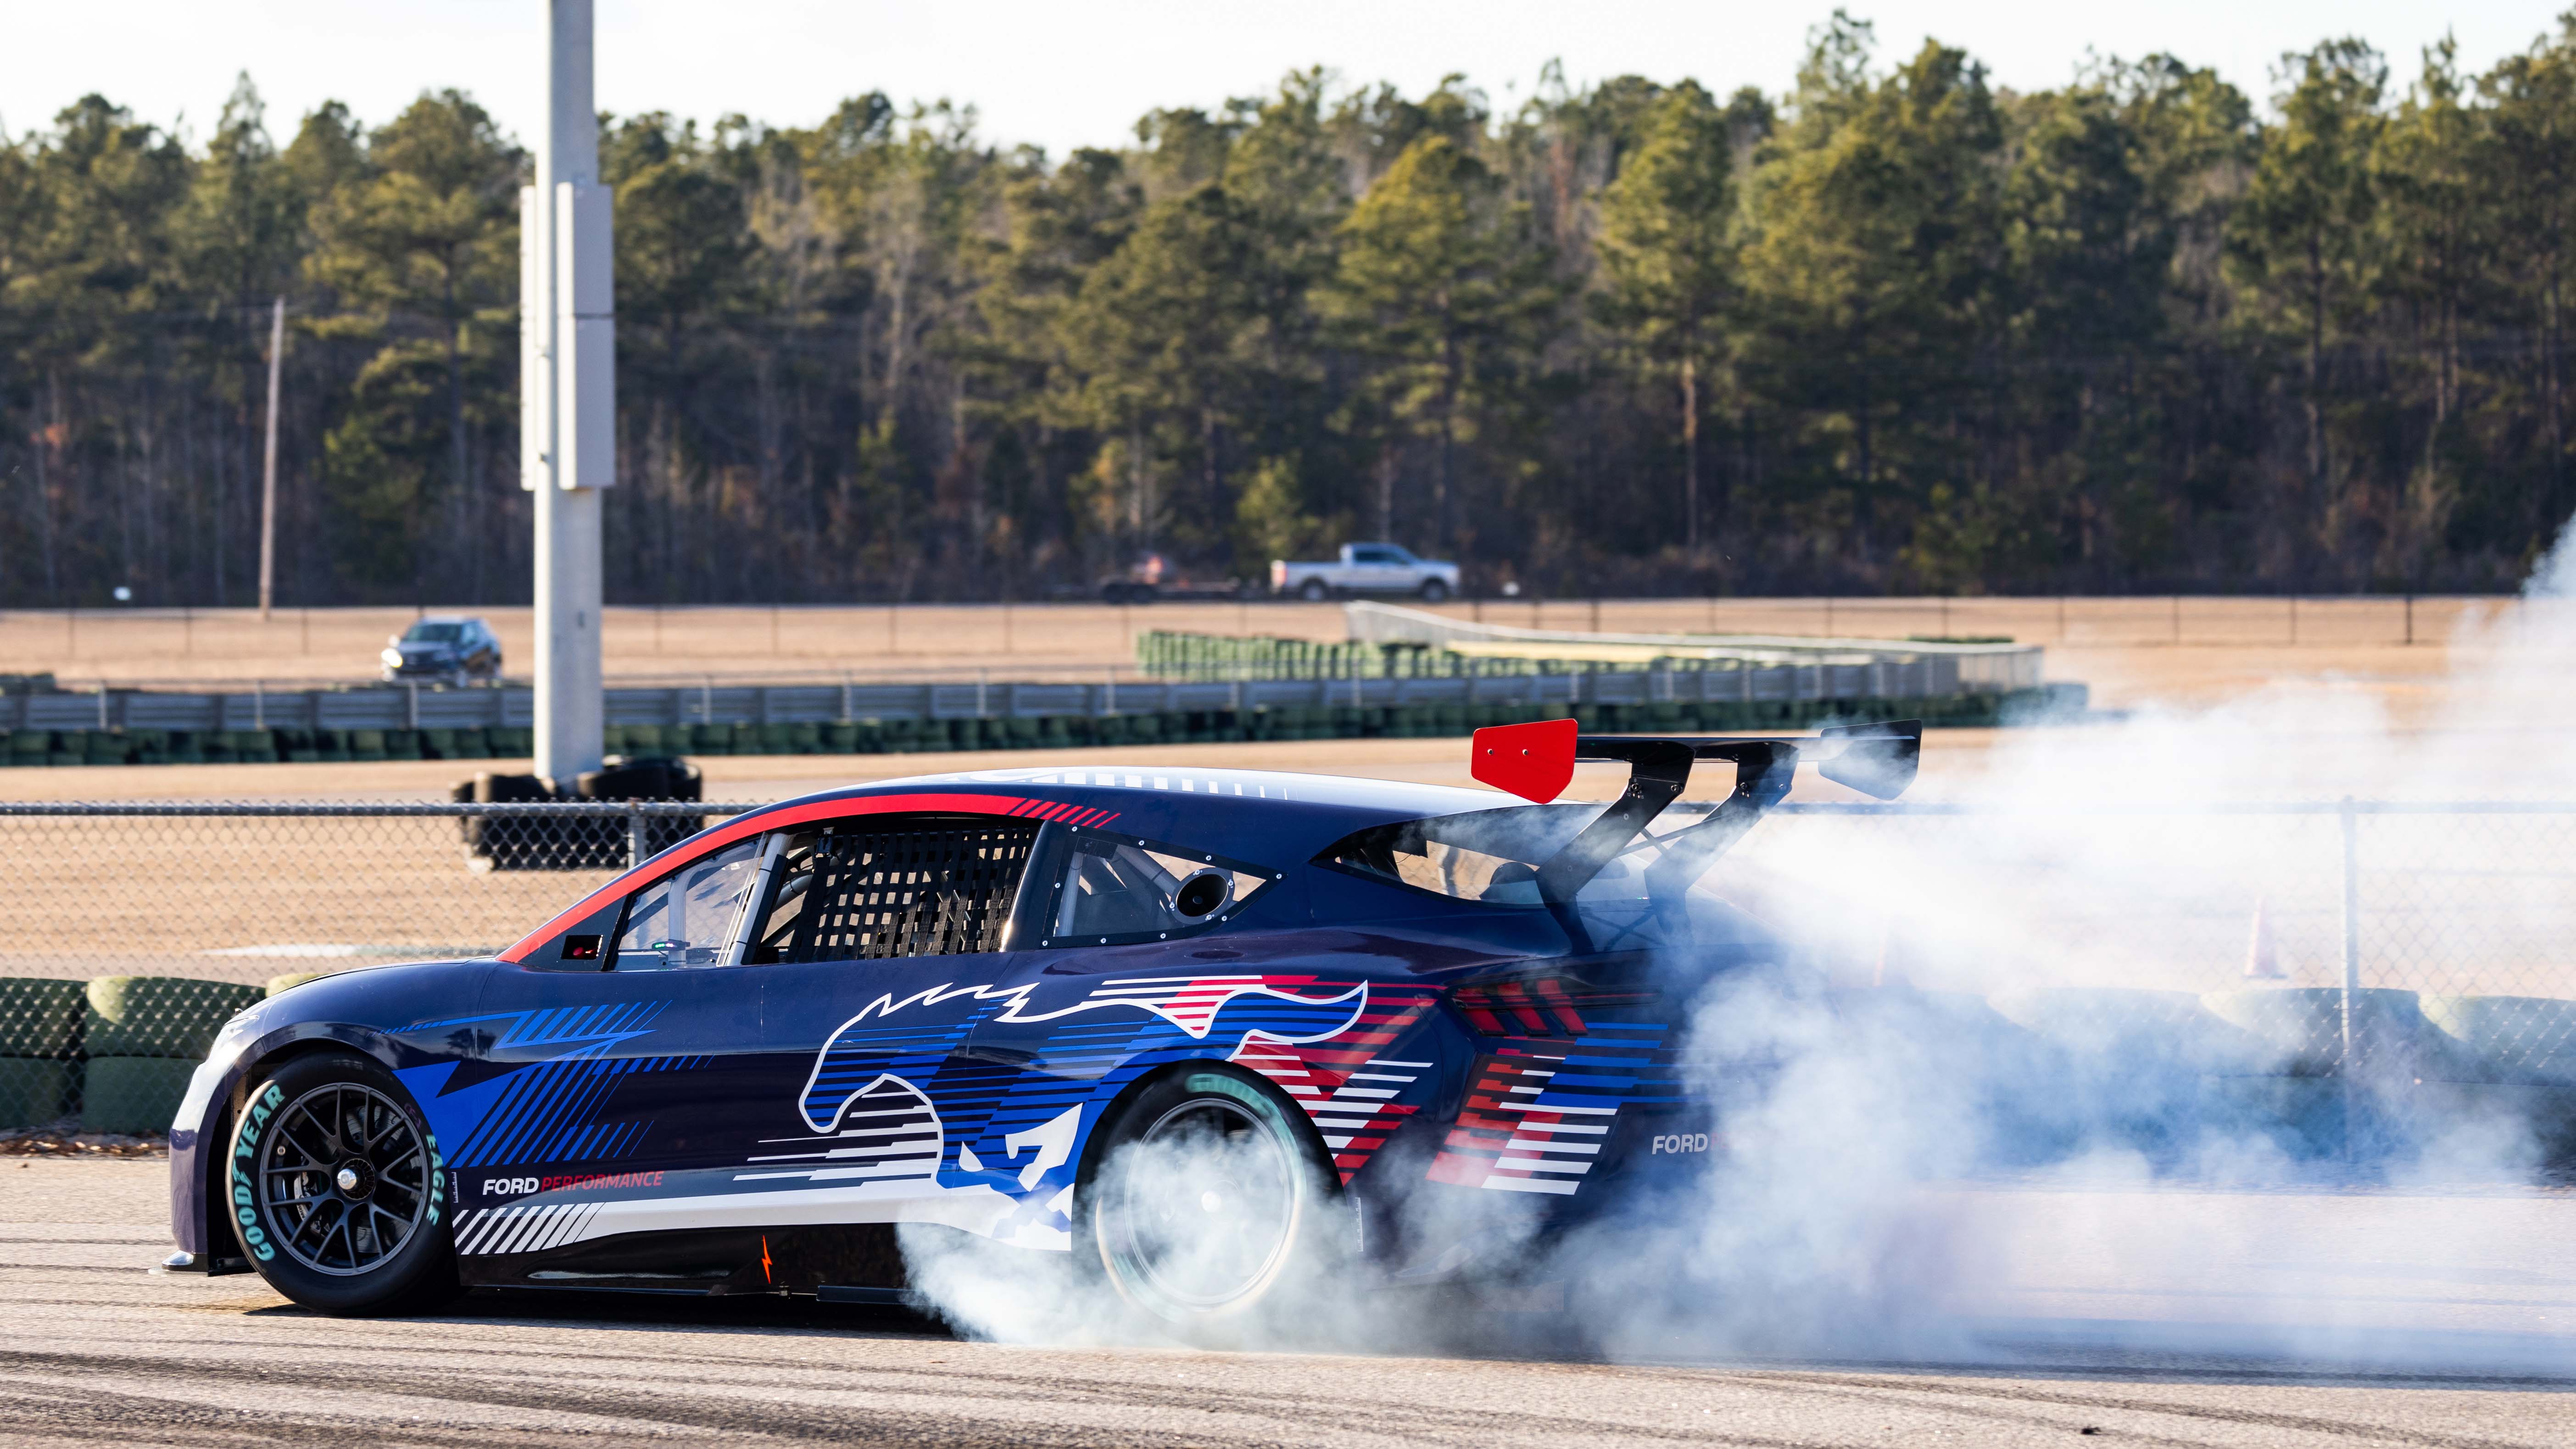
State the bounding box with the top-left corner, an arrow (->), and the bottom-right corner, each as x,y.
1076,1068 -> 1338,1331
1298,579 -> 1330,602
227,1050 -> 459,1316
1417,579 -> 1450,603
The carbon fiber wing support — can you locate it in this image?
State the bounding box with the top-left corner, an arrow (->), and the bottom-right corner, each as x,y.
1468,719 -> 1922,907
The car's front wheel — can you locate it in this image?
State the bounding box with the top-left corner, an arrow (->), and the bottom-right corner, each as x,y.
228,1051 -> 458,1315
1078,1069 -> 1336,1332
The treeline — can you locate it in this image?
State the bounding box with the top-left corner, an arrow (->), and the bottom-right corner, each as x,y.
6,13 -> 2576,606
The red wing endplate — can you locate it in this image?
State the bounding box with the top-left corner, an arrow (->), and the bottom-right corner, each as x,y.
1470,718 -> 1579,803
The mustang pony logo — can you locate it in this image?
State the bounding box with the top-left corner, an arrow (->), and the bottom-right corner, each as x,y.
992,975 -> 1366,1038
796,975 -> 1371,1135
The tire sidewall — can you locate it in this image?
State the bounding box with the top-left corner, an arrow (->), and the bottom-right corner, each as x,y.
228,1050 -> 456,1315
1076,1067 -> 1338,1325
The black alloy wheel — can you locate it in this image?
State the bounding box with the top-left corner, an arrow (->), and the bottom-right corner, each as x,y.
1079,1069 -> 1338,1330
1418,578 -> 1450,602
229,1050 -> 458,1315
1299,579 -> 1330,602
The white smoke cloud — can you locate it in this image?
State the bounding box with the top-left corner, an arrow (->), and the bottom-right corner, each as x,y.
902,525 -> 2576,1369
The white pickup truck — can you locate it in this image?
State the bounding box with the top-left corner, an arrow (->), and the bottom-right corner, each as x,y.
1270,543 -> 1461,602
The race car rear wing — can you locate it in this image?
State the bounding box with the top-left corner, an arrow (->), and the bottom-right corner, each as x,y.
1468,717 -> 1921,906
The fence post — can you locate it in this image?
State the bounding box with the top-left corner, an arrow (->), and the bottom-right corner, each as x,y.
628,801 -> 647,870
2338,796 -> 2362,1156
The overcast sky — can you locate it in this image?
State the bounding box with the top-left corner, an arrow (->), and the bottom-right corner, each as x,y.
10,1 -> 2567,153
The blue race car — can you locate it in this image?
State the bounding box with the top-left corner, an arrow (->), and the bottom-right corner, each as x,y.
168,720 -> 1918,1324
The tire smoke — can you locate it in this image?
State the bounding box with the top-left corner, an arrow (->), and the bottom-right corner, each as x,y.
903,529 -> 2576,1367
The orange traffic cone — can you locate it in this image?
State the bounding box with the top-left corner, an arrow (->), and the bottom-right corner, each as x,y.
2244,895 -> 2283,979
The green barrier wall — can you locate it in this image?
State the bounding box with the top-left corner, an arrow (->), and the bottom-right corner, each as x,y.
0,690 -> 2049,769
80,1056 -> 202,1135
1,973 -> 327,1132
83,977 -> 264,1059
0,978 -> 86,1131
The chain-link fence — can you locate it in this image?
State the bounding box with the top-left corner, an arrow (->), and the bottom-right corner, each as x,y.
1737,801 -> 2576,1169
1,799 -> 2569,1154
0,803 -> 757,1137
0,803 -> 757,986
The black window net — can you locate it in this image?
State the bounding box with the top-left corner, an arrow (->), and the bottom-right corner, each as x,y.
754,817 -> 1040,963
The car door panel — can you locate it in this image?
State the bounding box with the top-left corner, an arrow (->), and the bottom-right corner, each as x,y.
424,961 -> 769,1274
684,812 -> 1061,1246
421,833 -> 774,1275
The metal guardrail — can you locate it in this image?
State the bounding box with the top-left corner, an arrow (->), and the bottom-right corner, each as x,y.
1344,600 -> 2050,691
3,664 -> 2038,737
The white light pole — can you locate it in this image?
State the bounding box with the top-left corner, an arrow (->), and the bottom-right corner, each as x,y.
523,0 -> 614,787
257,295 -> 284,621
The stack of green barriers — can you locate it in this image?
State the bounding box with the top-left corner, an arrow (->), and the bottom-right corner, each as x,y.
0,688 -> 2061,769
0,975 -> 287,1136
0,726 -> 537,767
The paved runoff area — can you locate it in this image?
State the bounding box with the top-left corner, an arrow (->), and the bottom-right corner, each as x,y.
4,1157 -> 2571,1447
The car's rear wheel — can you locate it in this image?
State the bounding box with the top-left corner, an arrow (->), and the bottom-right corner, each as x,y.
228,1051 -> 458,1315
1079,1069 -> 1335,1329
1298,579 -> 1330,602
1417,578 -> 1450,602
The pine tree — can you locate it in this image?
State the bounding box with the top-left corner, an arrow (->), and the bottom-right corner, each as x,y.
1596,83 -> 1736,553
2228,40 -> 2385,571
1317,134 -> 1551,556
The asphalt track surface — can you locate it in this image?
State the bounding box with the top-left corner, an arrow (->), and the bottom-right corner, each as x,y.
4,1159 -> 2572,1447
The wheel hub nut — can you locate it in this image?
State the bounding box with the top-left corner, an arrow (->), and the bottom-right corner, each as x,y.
335,1166 -> 361,1193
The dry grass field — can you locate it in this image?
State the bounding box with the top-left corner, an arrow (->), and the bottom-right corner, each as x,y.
0,594 -> 2539,716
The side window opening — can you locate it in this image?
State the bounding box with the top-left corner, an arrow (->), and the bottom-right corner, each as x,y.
747,815 -> 1041,963
612,836 -> 765,970
1038,829 -> 1277,946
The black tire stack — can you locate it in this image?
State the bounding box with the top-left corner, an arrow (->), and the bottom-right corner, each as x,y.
456,754 -> 705,871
